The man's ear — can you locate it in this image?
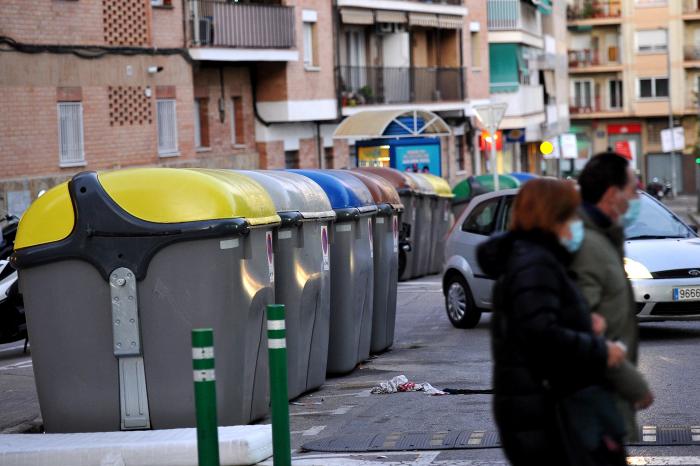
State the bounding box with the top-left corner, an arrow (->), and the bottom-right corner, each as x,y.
598,186 -> 617,209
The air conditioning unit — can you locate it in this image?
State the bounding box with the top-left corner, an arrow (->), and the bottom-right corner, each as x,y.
376,23 -> 394,34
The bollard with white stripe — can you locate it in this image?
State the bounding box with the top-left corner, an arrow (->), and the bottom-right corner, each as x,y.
267,304 -> 291,466
192,328 -> 220,466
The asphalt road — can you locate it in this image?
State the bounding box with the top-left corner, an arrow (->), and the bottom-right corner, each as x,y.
280,275 -> 700,465
3,274 -> 700,465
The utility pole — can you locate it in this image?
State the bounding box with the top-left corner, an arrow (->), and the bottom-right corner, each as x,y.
667,38 -> 678,197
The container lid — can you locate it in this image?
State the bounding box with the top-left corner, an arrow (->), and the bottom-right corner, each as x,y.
236,170 -> 335,220
354,167 -> 418,194
346,170 -> 403,210
419,173 -> 454,198
404,173 -> 437,196
472,174 -> 521,191
15,168 -> 280,250
289,170 -> 377,213
509,172 -> 538,183
452,178 -> 472,203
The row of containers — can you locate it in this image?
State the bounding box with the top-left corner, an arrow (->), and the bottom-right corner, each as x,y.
10,167 -> 453,434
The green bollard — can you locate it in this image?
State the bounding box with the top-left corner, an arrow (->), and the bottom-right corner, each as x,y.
192,328 -> 220,466
267,304 -> 292,466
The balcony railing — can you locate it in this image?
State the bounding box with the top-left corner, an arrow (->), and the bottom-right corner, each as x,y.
570,97 -> 623,114
685,0 -> 700,13
338,66 -> 465,105
409,0 -> 464,4
568,47 -> 620,67
567,0 -> 621,20
188,1 -> 295,48
487,0 -> 541,33
685,45 -> 700,60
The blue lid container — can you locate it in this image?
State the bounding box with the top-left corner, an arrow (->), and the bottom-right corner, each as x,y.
509,172 -> 538,183
289,170 -> 377,215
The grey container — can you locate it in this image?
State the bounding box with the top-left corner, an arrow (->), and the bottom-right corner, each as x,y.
420,174 -> 455,275
348,170 -> 404,353
290,170 -> 378,375
354,167 -> 418,282
236,170 -> 335,399
12,169 -> 281,432
404,173 -> 437,279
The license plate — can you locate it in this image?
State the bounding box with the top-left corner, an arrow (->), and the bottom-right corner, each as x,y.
673,286 -> 700,301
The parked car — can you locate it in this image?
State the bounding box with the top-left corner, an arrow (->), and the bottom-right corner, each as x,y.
442,190 -> 700,328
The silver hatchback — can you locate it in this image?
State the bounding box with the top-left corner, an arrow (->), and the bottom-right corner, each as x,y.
442,190 -> 700,328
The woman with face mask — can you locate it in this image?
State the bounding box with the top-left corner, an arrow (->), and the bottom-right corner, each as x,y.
477,178 -> 627,466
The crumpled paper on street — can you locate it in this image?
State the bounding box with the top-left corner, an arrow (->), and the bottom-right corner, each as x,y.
370,375 -> 447,396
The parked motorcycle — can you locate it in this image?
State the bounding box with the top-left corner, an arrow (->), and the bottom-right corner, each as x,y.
0,213 -> 27,350
646,177 -> 673,201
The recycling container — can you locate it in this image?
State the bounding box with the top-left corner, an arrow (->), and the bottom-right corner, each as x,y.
404,172 -> 437,279
290,170 -> 377,374
420,174 -> 455,275
355,167 -> 418,281
348,170 -> 403,353
11,168 -> 281,433
451,175 -> 520,220
235,170 -> 335,399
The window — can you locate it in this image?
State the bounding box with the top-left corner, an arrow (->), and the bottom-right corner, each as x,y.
285,150 -> 299,168
194,98 -> 209,149
157,99 -> 178,156
462,198 -> 500,236
609,79 -> 623,109
499,197 -> 516,232
572,79 -> 594,108
324,146 -> 334,169
638,77 -> 669,99
57,102 -> 85,166
647,119 -> 667,145
230,96 -> 244,145
455,134 -> 466,172
302,9 -> 318,69
636,29 -> 667,53
470,32 -> 481,68
151,0 -> 172,6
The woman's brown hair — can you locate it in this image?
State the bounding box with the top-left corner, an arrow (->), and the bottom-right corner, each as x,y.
509,178 -> 581,233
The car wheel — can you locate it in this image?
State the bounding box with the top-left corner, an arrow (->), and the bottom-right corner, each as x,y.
445,273 -> 481,329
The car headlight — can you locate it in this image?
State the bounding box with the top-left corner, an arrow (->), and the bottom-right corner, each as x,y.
624,258 -> 653,279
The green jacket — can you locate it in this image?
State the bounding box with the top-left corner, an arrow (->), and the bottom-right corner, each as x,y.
570,206 -> 650,441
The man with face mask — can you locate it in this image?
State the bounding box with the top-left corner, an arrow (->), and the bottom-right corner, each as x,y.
572,152 -> 654,441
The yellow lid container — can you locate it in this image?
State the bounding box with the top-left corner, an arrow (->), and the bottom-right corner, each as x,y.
418,173 -> 455,198
15,168 -> 280,250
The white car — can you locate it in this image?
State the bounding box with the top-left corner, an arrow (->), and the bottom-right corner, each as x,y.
442,190 -> 700,328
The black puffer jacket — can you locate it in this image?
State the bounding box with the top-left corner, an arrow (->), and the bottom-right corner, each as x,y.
477,230 -> 608,466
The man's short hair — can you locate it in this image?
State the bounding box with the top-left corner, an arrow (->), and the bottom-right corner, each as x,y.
578,152 -> 630,204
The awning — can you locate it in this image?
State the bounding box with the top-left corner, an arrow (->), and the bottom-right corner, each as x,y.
532,0 -> 552,15
376,10 -> 407,24
409,12 -> 440,28
340,8 -> 374,25
333,110 -> 451,140
489,43 -> 520,93
543,70 -> 555,97
438,15 -> 464,29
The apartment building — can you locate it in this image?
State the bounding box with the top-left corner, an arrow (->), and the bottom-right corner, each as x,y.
485,0 -> 570,176
567,0 -> 700,193
0,0 -> 343,215
333,0 -> 490,184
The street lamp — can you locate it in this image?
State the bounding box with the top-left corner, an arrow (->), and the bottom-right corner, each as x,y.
474,103 -> 508,191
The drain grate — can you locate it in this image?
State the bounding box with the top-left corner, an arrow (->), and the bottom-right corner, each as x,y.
302,426 -> 700,453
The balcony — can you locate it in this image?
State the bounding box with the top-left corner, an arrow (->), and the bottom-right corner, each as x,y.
187,1 -> 298,62
684,45 -> 700,67
338,66 -> 465,108
487,0 -> 542,47
568,48 -> 622,72
336,0 -> 467,16
570,97 -> 625,118
567,0 -> 621,26
684,0 -> 700,18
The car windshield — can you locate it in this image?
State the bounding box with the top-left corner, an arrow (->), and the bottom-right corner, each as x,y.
625,194 -> 694,240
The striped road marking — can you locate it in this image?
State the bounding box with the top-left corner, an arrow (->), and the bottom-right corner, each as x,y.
0,360 -> 32,371
291,425 -> 327,437
290,405 -> 354,417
